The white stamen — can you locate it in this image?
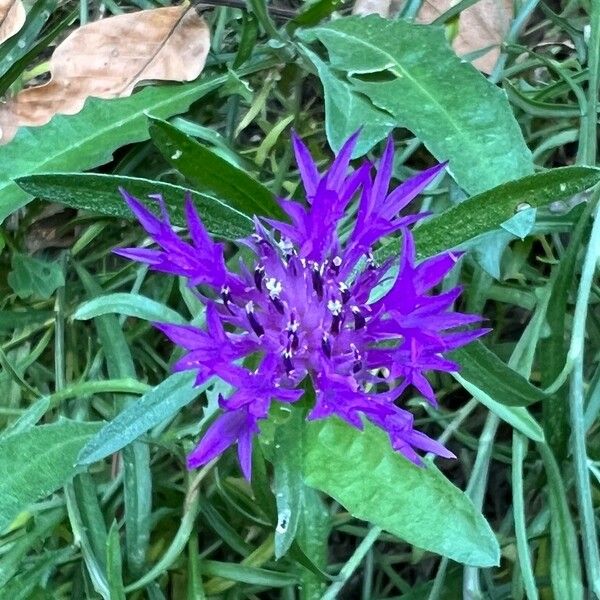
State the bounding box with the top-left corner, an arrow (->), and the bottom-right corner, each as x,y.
245,300 -> 254,313
278,238 -> 294,254
332,256 -> 342,267
328,299 -> 343,316
265,277 -> 282,298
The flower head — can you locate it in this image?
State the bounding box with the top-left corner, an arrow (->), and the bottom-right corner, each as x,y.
116,133 -> 488,478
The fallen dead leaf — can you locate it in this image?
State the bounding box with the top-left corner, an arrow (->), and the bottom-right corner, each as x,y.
0,4 -> 210,144
418,0 -> 513,74
0,0 -> 25,45
352,0 -> 392,17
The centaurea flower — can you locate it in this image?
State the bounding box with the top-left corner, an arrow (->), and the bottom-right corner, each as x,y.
115,133 -> 488,479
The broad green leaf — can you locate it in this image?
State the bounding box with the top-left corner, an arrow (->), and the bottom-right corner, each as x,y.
7,254 -> 64,300
17,173 -> 253,241
78,372 -> 205,465
451,342 -> 546,407
149,117 -> 285,219
74,293 -> 187,325
0,65 -> 271,221
297,486 -> 330,598
455,374 -> 545,442
304,419 -> 500,567
0,419 -> 101,532
298,15 -> 534,193
301,46 -> 394,156
383,166 -> 600,263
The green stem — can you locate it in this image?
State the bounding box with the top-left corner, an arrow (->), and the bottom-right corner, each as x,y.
512,434 -> 538,600
568,197 -> 600,595
579,1 -> 600,165
463,412 -> 500,599
124,463 -> 213,592
321,526 -> 382,600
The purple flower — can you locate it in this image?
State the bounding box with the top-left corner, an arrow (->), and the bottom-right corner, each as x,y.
116,133 -> 488,478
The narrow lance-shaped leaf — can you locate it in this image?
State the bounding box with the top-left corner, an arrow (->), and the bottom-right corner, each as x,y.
78,372 -> 207,465
149,116 -> 285,220
382,166 -> 600,263
17,173 -> 253,241
0,58 -> 277,221
73,292 -> 187,325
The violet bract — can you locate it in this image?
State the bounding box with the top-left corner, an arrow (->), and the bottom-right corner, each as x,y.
115,133 -> 488,479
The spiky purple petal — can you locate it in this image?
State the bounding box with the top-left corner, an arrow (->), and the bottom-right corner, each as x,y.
117,133 -> 487,479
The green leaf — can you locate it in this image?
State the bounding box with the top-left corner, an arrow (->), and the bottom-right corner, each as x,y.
0,548 -> 73,600
451,342 -> 546,407
455,374 -> 545,442
73,293 -> 187,325
75,264 -> 150,577
273,407 -> 305,559
0,419 -> 101,532
539,443 -> 584,600
77,372 -> 205,465
149,117 -> 285,219
0,4 -> 76,99
298,15 -> 533,193
0,310 -> 54,332
304,418 -> 500,567
16,173 -> 253,241
382,166 -> 600,263
541,203 -> 593,458
72,474 -> 109,573
301,46 -> 394,156
0,508 -> 64,587
106,522 -> 126,600
201,560 -> 299,587
0,0 -> 56,82
7,254 -> 65,300
0,74 -> 244,221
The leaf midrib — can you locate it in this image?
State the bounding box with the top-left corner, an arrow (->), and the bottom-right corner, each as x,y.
0,56 -> 279,199
0,80 -> 223,195
321,26 -> 465,138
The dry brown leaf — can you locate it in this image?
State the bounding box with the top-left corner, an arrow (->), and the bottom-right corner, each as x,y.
353,0 -> 393,17
418,0 -> 513,74
0,0 -> 26,45
0,5 -> 210,144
